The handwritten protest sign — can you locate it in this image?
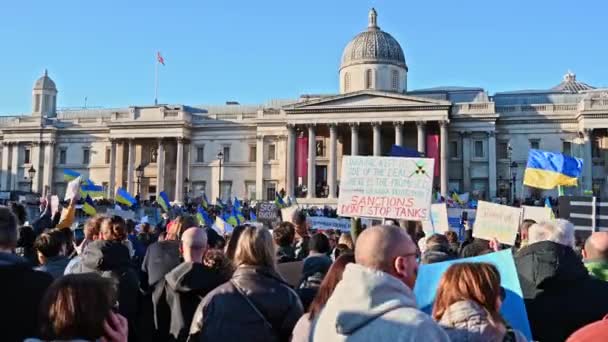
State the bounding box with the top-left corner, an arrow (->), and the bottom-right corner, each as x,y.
280,206 -> 298,224
473,201 -> 522,245
422,203 -> 449,235
522,205 -> 552,223
257,202 -> 278,221
414,249 -> 532,340
337,156 -> 434,220
308,216 -> 351,232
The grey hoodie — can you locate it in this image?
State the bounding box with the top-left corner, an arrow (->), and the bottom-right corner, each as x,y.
312,263 -> 450,342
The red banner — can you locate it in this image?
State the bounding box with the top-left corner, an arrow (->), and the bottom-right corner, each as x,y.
426,134 -> 440,177
296,137 -> 308,184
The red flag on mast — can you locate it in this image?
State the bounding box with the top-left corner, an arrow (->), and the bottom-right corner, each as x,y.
157,52 -> 165,66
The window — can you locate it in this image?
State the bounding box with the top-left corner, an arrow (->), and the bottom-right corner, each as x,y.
59,148 -> 67,164
316,139 -> 325,157
592,138 -> 601,158
43,95 -> 50,112
392,70 -> 399,90
220,181 -> 232,201
266,181 -> 277,201
105,148 -> 111,164
196,146 -> 205,163
222,146 -> 230,162
83,149 -> 90,164
474,140 -> 484,158
344,72 -> 350,92
268,144 -> 276,161
245,181 -> 256,200
497,142 -> 509,159
24,147 -> 31,164
192,181 -> 206,196
150,146 -> 158,163
562,141 -> 572,156
449,141 -> 459,158
530,140 -> 540,150
365,69 -> 372,89
249,145 -> 257,162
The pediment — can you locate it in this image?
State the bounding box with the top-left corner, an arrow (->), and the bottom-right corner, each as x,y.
289,90 -> 452,110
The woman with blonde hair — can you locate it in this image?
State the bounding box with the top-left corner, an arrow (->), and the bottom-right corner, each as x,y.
189,226 -> 303,342
433,262 -> 528,342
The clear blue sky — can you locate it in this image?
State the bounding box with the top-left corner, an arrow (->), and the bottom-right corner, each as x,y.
1,0 -> 606,114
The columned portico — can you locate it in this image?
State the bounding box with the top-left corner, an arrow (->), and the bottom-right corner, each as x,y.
31,142 -> 41,193
256,135 -> 264,200
307,125 -> 316,198
10,143 -> 19,190
127,139 -> 135,193
440,121 -> 448,197
108,140 -> 116,198
1,143 -> 11,190
394,122 -> 403,146
328,124 -> 337,198
43,142 -> 55,194
372,123 -> 381,156
286,125 -> 296,197
350,123 -> 359,156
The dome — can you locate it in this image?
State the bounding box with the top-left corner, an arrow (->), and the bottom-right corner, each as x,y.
340,8 -> 407,71
33,69 -> 56,91
551,71 -> 595,93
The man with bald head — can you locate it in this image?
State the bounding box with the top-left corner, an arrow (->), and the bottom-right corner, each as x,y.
156,227 -> 231,341
583,232 -> 608,281
312,225 -> 449,342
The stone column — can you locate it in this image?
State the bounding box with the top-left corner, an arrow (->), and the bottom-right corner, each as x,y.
126,139 -> 135,193
462,132 -> 471,192
488,131 -> 497,199
156,139 -> 165,198
394,122 -> 403,146
328,124 -> 338,198
583,129 -> 593,191
31,142 -> 41,193
1,143 -> 11,190
416,121 -> 426,155
286,125 -> 296,197
10,143 -> 19,190
108,140 -> 117,198
256,135 -> 264,200
440,121 -> 449,197
42,142 -> 55,195
350,123 -> 359,156
372,123 -> 382,156
175,138 -> 184,202
307,125 -> 316,199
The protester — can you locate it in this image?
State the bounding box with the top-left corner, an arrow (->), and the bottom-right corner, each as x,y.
16,225 -> 38,265
582,231 -> 608,281
333,243 -> 351,260
0,206 -> 53,341
298,232 -> 333,309
460,238 -> 492,258
516,220 -> 608,341
567,316 -> 608,341
224,224 -> 246,260
154,227 -> 231,341
312,225 -> 449,341
29,273 -> 128,342
273,222 -> 296,263
444,230 -> 460,255
421,234 -> 455,264
64,215 -> 103,275
338,232 -> 354,250
137,222 -> 156,248
293,210 -> 310,260
433,262 -> 528,341
32,197 -> 53,234
189,226 -> 303,342
34,230 -> 70,278
516,219 -> 536,250
292,253 -> 355,342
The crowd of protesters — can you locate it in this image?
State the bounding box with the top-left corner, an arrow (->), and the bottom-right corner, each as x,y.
2,195 -> 608,342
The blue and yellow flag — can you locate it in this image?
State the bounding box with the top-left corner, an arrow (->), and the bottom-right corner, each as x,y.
274,192 -> 286,208
250,210 -> 257,221
197,206 -> 214,227
232,206 -> 245,225
158,191 -> 171,212
63,169 -> 80,182
116,188 -> 137,207
80,184 -> 105,198
234,197 -> 242,210
523,150 -> 583,190
216,197 -> 225,210
83,195 -> 97,216
201,193 -> 209,209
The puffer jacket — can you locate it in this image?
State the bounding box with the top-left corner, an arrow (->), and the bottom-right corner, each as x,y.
516,241 -> 608,342
438,300 -> 528,342
188,265 -> 303,342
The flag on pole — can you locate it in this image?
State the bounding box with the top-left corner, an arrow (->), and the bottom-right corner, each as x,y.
82,195 -> 97,216
275,192 -> 287,208
523,149 -> 583,189
63,169 -> 80,182
545,197 -> 555,219
116,188 -> 137,207
158,191 -> 171,212
196,206 -> 214,227
80,184 -> 105,198
201,193 -> 209,209
157,52 -> 165,66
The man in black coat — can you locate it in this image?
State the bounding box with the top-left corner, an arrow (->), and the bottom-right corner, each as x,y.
516,237 -> 608,341
0,206 -> 53,342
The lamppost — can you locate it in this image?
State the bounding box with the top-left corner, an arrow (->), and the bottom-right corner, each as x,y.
511,161 -> 518,204
217,151 -> 224,200
135,165 -> 144,197
27,166 -> 36,193
507,143 -> 514,204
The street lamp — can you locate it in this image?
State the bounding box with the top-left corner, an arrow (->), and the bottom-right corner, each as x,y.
135,165 -> 144,197
217,151 -> 224,200
511,161 -> 518,204
27,166 -> 36,193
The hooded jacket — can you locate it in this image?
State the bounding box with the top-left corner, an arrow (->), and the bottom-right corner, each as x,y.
154,262 -> 230,342
515,241 -> 608,342
311,263 -> 450,342
0,252 -> 53,342
438,300 -> 528,342
142,240 -> 182,287
188,265 -> 303,342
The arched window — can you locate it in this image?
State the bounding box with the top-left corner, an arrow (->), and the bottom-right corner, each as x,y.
344,72 -> 351,92
365,69 -> 373,89
392,70 -> 399,90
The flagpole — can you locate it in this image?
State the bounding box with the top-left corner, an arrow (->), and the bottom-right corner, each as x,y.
154,57 -> 159,105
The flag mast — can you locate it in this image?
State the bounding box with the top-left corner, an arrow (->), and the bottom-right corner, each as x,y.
154,54 -> 159,105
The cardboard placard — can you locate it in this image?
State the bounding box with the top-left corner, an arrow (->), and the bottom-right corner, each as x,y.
337,156 -> 434,220
308,216 -> 351,232
522,205 -> 552,223
257,202 -> 279,221
422,203 -> 449,235
64,176 -> 81,201
276,261 -> 304,287
473,201 -> 522,245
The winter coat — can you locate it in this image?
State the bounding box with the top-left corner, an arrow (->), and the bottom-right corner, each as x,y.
585,260 -> 608,282
36,255 -> 70,279
188,265 -> 304,342
297,253 -> 332,310
311,263 -> 450,342
142,240 -> 181,287
421,244 -> 455,265
438,300 -> 528,342
153,262 -> 230,342
0,252 -> 53,342
515,241 -> 608,342
276,245 -> 296,264
294,236 -> 310,261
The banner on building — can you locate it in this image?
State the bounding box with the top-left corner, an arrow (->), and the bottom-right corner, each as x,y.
426,134 -> 440,177
473,201 -> 522,245
337,156 -> 434,221
296,136 -> 308,183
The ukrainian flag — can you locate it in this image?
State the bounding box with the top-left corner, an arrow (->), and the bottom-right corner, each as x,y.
82,195 -> 97,216
158,191 -> 171,212
80,184 -> 105,198
249,211 -> 257,221
274,192 -> 286,208
63,169 -> 80,182
523,149 -> 583,190
201,193 -> 209,209
197,206 -> 214,227
116,188 -> 137,207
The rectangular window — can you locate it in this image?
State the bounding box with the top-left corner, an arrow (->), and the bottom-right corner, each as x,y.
150,146 -> 158,163
24,147 -> 31,164
562,141 -> 572,156
59,149 -> 67,164
474,140 -> 484,158
83,149 -> 90,164
249,145 -> 257,162
222,146 -> 230,162
105,148 -> 111,164
497,142 -> 509,159
196,146 -> 205,163
268,144 -> 276,161
530,140 -> 540,150
245,181 -> 256,200
266,182 -> 277,201
192,181 -> 206,196
316,140 -> 325,157
592,138 -> 601,158
220,181 -> 232,200
449,141 -> 458,158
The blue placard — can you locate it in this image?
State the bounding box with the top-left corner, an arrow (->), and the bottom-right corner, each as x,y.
413,249 -> 532,340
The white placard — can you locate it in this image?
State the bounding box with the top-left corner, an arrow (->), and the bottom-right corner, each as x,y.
473,201 -> 522,245
522,205 -> 553,223
307,216 -> 351,232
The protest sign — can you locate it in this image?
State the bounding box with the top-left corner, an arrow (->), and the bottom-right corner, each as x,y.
337,156 -> 434,220
276,261 -> 304,287
257,202 -> 278,221
473,201 -> 521,245
422,203 -> 449,235
308,216 -> 351,232
280,206 -> 298,224
106,208 -> 136,221
64,176 -> 81,201
414,249 -> 532,340
522,205 -> 552,223
51,196 -> 60,215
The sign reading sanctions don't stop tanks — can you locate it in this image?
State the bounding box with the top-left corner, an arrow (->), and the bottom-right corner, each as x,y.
337,156 -> 435,221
